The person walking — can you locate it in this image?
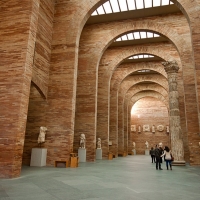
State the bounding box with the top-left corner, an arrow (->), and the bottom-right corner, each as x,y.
150,147 -> 155,163
161,146 -> 173,170
155,144 -> 162,170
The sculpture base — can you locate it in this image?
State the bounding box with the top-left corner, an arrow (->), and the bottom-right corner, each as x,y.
78,148 -> 86,162
132,149 -> 136,155
96,149 -> 102,160
30,148 -> 47,167
145,149 -> 149,155
172,160 -> 186,166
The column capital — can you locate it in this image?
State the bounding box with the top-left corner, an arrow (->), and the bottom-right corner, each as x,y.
162,61 -> 179,74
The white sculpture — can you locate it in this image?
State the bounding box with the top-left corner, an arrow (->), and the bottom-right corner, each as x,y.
80,133 -> 86,148
143,125 -> 150,132
133,142 -> 136,149
131,125 -> 136,132
152,125 -> 155,133
166,125 -> 169,133
157,125 -> 164,132
97,138 -> 101,149
138,125 -> 141,133
145,141 -> 149,149
159,142 -> 163,148
38,126 -> 47,144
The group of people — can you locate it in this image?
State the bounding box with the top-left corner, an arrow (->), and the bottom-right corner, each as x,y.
150,145 -> 173,170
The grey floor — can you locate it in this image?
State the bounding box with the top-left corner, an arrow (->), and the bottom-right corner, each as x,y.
1,155 -> 200,200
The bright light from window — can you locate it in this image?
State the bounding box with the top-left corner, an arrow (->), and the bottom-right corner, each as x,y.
144,0 -> 152,8
140,32 -> 147,39
147,32 -> 153,38
127,33 -> 134,40
154,33 -> 160,37
103,2 -> 112,14
97,5 -> 105,15
138,55 -> 143,58
110,0 -> 120,12
170,1 -> 174,4
127,0 -> 136,10
149,55 -> 154,57
144,55 -> 148,58
116,37 -> 122,41
134,32 -> 140,39
118,0 -> 128,11
133,55 -> 139,59
136,0 -> 144,9
153,0 -> 161,7
91,11 -> 98,16
122,35 -> 128,40
162,0 -> 170,6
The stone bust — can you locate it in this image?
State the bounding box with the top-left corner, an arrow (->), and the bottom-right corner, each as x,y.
38,126 -> 47,144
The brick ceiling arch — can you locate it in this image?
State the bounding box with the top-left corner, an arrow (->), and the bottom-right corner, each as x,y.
129,91 -> 169,110
109,62 -> 167,92
125,83 -> 168,105
99,43 -> 182,84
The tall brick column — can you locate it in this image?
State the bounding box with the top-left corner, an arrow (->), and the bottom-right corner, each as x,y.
162,61 -> 185,165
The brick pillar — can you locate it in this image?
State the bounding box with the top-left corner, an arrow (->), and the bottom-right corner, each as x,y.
162,61 -> 185,165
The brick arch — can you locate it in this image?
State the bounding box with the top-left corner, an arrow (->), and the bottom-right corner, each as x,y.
125,83 -> 168,104
110,62 -> 167,92
129,91 -> 169,111
100,44 -> 182,80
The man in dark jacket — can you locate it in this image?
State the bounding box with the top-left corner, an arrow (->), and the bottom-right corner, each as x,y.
155,144 -> 163,170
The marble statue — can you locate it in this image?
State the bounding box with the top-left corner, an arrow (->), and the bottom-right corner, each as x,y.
166,125 -> 169,133
158,142 -> 163,148
157,125 -> 164,132
138,125 -> 141,133
145,141 -> 149,149
143,125 -> 150,132
152,125 -> 155,133
131,125 -> 136,132
38,126 -> 47,144
80,133 -> 86,148
133,142 -> 136,149
97,138 -> 101,149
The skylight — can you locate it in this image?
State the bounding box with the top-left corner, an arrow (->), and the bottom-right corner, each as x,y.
92,0 -> 174,16
115,31 -> 161,42
128,54 -> 155,59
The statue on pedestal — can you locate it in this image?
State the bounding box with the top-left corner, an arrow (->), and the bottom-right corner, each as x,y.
97,138 -> 101,149
145,141 -> 149,149
38,126 -> 47,145
80,133 -> 86,148
133,142 -> 136,149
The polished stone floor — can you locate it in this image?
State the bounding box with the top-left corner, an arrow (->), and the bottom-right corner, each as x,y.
1,155 -> 200,200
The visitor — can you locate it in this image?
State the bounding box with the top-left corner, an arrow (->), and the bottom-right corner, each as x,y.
161,146 -> 173,170
150,147 -> 155,163
155,144 -> 162,170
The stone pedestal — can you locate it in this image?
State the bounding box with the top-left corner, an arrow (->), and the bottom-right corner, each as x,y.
96,149 -> 102,160
145,149 -> 149,155
30,148 -> 47,167
78,148 -> 86,162
132,149 -> 136,155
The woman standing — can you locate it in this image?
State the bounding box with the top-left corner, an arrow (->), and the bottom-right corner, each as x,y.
161,146 -> 173,170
